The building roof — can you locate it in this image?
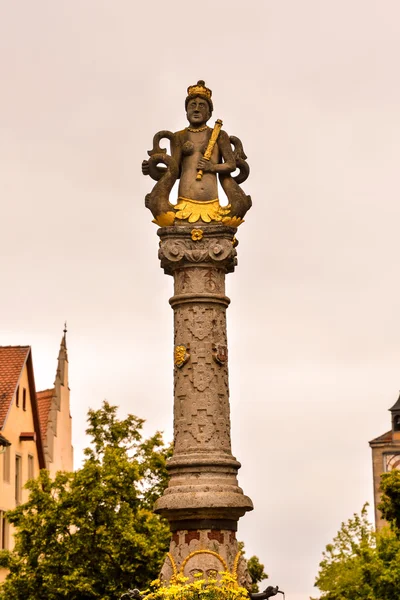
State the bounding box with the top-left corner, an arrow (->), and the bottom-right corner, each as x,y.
0,433 -> 11,446
36,388 -> 54,439
369,430 -> 393,445
0,345 -> 46,468
0,346 -> 30,429
389,392 -> 400,413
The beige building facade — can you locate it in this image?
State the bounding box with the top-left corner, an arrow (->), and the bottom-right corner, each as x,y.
369,393 -> 400,531
0,333 -> 73,581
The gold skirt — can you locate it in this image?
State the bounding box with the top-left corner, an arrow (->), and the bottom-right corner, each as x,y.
174,197 -> 230,223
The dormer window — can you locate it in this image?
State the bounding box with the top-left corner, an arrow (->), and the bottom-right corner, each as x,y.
394,415 -> 400,432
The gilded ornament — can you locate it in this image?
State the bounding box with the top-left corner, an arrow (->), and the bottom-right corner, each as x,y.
186,80 -> 213,104
166,552 -> 178,577
222,216 -> 244,227
174,197 -> 231,224
152,211 -> 176,227
191,229 -> 204,241
232,551 -> 242,580
174,345 -> 190,368
196,119 -> 223,181
187,125 -> 208,133
180,550 -> 228,574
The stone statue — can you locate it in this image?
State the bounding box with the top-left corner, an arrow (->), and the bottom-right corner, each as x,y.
142,80 -> 251,227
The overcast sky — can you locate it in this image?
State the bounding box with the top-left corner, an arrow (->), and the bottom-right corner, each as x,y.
1,1 -> 400,598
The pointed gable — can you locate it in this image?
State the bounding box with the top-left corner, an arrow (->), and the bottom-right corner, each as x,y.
36,328 -> 73,473
0,346 -> 30,429
0,346 -> 45,468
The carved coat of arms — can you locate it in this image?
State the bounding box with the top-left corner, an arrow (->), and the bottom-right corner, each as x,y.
212,343 -> 228,365
174,345 -> 190,368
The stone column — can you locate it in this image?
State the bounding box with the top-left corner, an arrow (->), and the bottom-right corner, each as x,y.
154,224 -> 253,584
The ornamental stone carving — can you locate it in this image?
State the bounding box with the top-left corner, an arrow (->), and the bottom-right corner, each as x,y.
139,81 -> 254,591
154,223 -> 253,533
158,232 -> 237,275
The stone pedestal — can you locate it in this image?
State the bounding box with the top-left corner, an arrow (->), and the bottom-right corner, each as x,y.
154,224 -> 253,584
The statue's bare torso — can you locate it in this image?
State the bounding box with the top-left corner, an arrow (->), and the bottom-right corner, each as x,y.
177,128 -> 220,201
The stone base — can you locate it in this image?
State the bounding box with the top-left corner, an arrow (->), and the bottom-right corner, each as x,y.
160,528 -> 251,589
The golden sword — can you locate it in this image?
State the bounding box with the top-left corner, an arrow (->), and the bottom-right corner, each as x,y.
196,119 -> 223,181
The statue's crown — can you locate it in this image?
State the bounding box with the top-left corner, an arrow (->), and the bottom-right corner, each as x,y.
187,80 -> 212,101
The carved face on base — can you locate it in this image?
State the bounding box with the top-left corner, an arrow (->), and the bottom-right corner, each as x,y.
186,96 -> 211,128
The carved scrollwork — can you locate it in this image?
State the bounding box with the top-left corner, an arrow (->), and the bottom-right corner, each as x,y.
146,152 -> 177,183
159,237 -> 236,273
147,130 -> 175,182
148,130 -> 175,155
230,136 -> 250,185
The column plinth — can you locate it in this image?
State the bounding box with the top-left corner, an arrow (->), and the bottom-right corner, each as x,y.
154,225 -> 253,585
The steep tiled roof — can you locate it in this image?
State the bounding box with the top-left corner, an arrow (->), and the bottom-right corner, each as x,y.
36,388 -> 54,439
0,346 -> 30,429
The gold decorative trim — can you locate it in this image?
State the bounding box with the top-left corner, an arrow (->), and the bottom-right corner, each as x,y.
175,197 -> 230,224
152,211 -> 176,227
187,81 -> 212,101
191,229 -> 204,241
232,551 -> 242,580
222,216 -> 244,227
180,549 -> 228,574
167,552 -> 178,577
187,125 -> 208,133
178,197 -> 219,205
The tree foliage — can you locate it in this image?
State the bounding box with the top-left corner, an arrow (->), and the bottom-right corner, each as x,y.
380,469 -> 400,532
313,470 -> 400,600
236,541 -> 268,593
246,554 -> 268,593
0,402 -> 171,600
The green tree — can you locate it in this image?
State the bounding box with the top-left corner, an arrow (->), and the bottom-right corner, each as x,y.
0,401 -> 171,600
0,402 -> 267,600
380,469 -> 400,532
247,554 -> 268,593
312,500 -> 400,600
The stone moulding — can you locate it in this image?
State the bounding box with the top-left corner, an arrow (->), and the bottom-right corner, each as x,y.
158,225 -> 238,275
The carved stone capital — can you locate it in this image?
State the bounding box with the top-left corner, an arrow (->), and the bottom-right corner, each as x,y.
158,225 -> 237,275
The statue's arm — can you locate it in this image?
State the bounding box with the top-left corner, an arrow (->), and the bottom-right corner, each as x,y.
216,130 -> 236,173
197,130 -> 236,174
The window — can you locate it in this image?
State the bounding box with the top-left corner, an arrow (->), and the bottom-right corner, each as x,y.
22,388 -> 27,411
16,386 -> 19,407
385,453 -> 400,472
3,445 -> 10,483
0,511 -> 9,550
394,415 -> 400,432
28,454 -> 34,480
15,455 -> 22,505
